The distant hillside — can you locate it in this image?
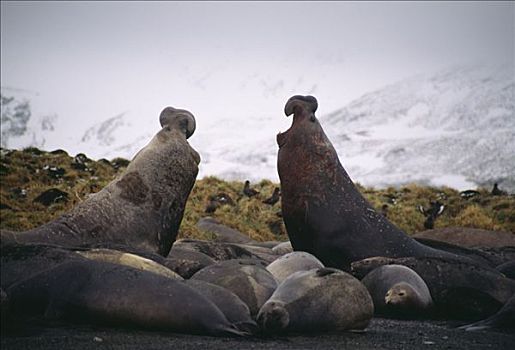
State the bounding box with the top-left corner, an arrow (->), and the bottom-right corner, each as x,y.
1,64 -> 514,191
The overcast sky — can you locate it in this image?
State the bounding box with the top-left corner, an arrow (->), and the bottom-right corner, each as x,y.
1,1 -> 514,153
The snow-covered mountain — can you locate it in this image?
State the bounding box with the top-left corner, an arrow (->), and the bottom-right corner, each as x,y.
322,64 -> 515,191
1,64 -> 514,192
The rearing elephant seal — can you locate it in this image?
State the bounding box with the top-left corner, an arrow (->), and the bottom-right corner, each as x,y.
276,95 -> 466,269
3,107 -> 200,256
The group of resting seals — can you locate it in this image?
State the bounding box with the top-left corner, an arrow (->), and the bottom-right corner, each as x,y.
1,96 -> 514,337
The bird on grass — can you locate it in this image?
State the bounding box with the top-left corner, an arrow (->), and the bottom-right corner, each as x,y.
243,180 -> 260,198
263,187 -> 281,205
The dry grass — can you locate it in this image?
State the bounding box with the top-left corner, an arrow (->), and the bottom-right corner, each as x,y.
1,147 -> 513,240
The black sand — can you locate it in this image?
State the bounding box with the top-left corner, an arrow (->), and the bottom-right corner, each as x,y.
2,318 -> 513,350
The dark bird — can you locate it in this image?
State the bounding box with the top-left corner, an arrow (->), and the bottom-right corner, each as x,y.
204,192 -> 235,214
491,183 -> 507,196
243,180 -> 259,197
263,187 -> 281,205
380,204 -> 389,218
418,200 -> 445,230
460,190 -> 480,200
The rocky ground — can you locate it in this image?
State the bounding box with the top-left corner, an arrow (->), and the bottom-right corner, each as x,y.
2,318 -> 514,350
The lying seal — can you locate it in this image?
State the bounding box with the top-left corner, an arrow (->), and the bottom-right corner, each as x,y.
191,259 -> 277,316
3,107 -> 200,256
75,248 -> 183,279
361,264 -> 433,318
271,241 -> 293,255
164,247 -> 216,278
266,251 -> 324,284
351,256 -> 515,320
412,227 -> 515,249
276,95 -> 468,269
185,279 -> 257,333
257,268 -> 373,333
460,294 -> 515,331
4,259 -> 246,336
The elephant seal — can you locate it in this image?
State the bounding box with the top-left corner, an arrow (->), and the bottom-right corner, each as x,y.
191,259 -> 277,316
460,294 -> 515,331
5,259 -> 246,336
266,251 -> 324,284
361,264 -> 433,318
185,279 -> 257,333
413,227 -> 515,249
172,239 -> 260,261
196,217 -> 255,244
351,256 -> 515,320
276,95 -> 468,269
4,107 -> 200,256
257,268 -> 373,333
271,241 -> 293,255
164,247 -> 216,278
75,248 -> 183,279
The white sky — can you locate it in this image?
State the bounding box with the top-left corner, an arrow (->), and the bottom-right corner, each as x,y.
1,1 -> 514,156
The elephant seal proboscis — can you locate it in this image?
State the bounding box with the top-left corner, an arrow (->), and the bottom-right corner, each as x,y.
361,264 -> 433,318
4,107 -> 200,256
266,251 -> 324,284
257,267 -> 373,333
276,95 -> 469,269
5,259 -> 246,336
191,259 -> 277,316
351,256 -> 515,320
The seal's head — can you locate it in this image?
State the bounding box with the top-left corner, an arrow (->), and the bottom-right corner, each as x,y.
284,95 -> 318,122
277,95 -> 319,148
385,282 -> 418,308
159,107 -> 196,139
256,300 -> 289,332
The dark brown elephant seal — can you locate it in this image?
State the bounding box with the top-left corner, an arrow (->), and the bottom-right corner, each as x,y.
361,264 -> 433,318
276,95 -> 470,269
4,259 -> 246,336
351,256 -> 515,320
257,267 -> 373,333
413,227 -> 515,249
3,107 -> 199,256
459,294 -> 515,331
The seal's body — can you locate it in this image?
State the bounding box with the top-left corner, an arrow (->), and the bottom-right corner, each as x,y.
5,107 -> 199,256
277,95 -> 465,269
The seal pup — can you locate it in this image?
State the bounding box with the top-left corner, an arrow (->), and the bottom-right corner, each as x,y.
191,259 -> 277,316
276,95 -> 467,269
351,256 -> 515,320
271,241 -> 293,255
4,259 -> 246,336
4,107 -> 200,256
185,279 -> 257,333
257,268 -> 373,333
266,251 -> 324,284
361,264 -> 433,318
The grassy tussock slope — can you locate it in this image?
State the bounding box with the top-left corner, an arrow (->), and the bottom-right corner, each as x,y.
1,147 -> 513,240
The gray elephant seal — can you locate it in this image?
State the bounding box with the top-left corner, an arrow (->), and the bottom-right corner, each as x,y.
351,256 -> 515,320
257,267 -> 373,333
361,264 -> 433,318
4,107 -> 200,256
266,251 -> 324,284
185,279 -> 257,333
277,95 -> 469,269
5,258 -> 246,336
191,259 -> 277,316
